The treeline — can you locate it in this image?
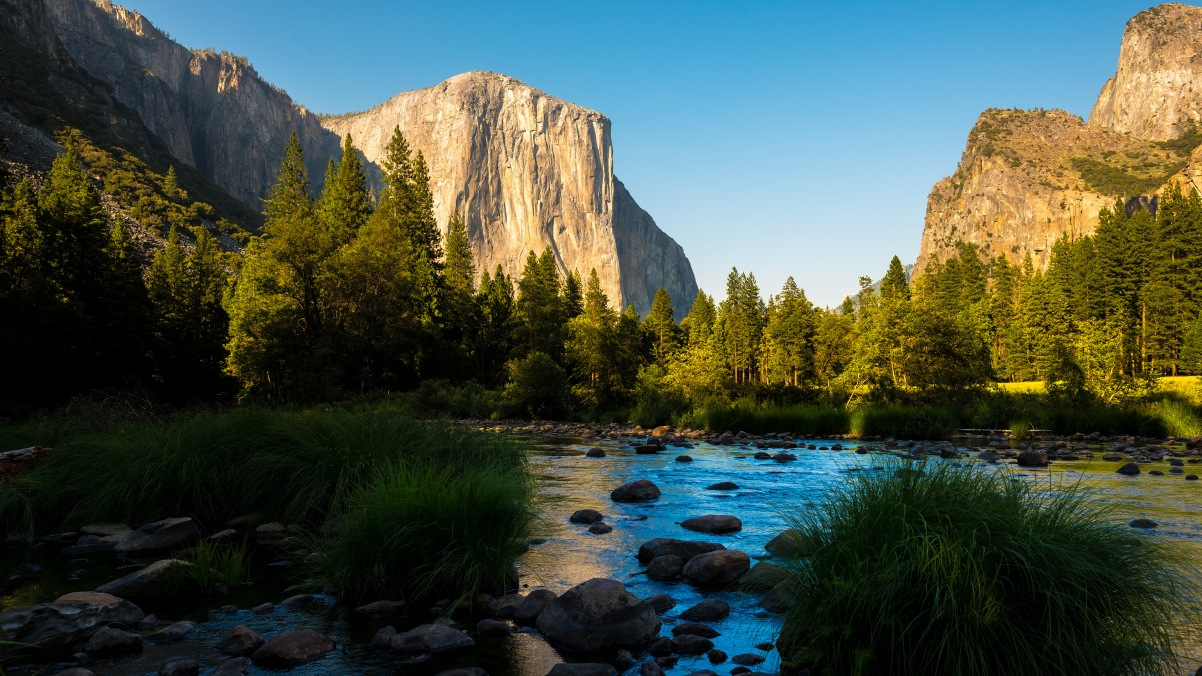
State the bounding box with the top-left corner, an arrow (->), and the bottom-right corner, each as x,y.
7,126 -> 1202,419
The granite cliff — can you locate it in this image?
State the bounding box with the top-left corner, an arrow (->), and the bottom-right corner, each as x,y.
38,1 -> 696,314
917,3 -> 1202,274
319,72 -> 696,315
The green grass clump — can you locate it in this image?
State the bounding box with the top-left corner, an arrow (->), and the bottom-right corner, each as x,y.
1008,419 -> 1032,439
185,539 -> 249,592
777,461 -> 1200,676
682,404 -> 849,435
317,463 -> 537,603
0,406 -> 535,603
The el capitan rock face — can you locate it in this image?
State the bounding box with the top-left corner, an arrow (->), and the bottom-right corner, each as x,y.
320,72 -> 697,315
916,3 -> 1202,275
41,1 -> 697,315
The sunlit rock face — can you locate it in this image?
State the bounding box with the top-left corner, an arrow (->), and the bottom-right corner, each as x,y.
42,0 -> 697,315
320,72 -> 697,316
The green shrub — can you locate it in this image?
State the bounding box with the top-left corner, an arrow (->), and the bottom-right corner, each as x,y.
631,365 -> 688,428
504,352 -> 568,419
778,461 -> 1200,676
682,404 -> 848,435
849,405 -> 956,439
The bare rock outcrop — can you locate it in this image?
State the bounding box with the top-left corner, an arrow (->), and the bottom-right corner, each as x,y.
320,72 -> 696,314
1089,3 -> 1202,141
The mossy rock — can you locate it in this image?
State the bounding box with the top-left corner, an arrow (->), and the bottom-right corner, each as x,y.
741,561 -> 788,592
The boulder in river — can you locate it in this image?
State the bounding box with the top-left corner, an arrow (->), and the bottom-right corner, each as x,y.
390,623 -> 474,653
514,589 -> 558,622
740,561 -> 787,592
536,578 -> 661,651
54,591 -> 145,627
214,657 -> 248,674
252,630 -> 335,666
158,659 -> 200,676
672,635 -> 715,655
114,518 -> 198,556
731,654 -> 765,666
76,522 -> 129,537
570,509 -> 604,524
216,625 -> 265,655
764,529 -> 806,558
370,626 -> 396,648
682,550 -> 751,587
707,649 -> 727,664
546,665 -> 617,676
355,600 -> 405,616
612,480 -> 661,502
680,515 -> 742,534
0,599 -> 131,650
1129,518 -> 1158,528
635,445 -> 661,454
145,621 -> 197,644
675,455 -> 693,462
759,580 -> 796,613
586,448 -> 606,457
588,523 -> 613,534
637,538 -> 725,564
1017,450 -> 1048,467
436,669 -> 489,676
477,619 -> 510,636
96,559 -> 187,598
1116,463 -> 1141,476
679,599 -> 730,621
671,622 -> 720,638
53,670 -> 94,676
644,593 -> 676,614
81,627 -> 142,656
646,555 -> 683,581
705,482 -> 738,490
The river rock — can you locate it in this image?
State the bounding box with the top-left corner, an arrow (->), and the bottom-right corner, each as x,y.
646,555 -> 683,581
672,635 -> 715,655
81,626 -> 142,655
686,670 -> 719,676
611,480 -> 661,502
1130,518 -> 1159,528
648,636 -> 673,655
79,522 -> 129,537
251,603 -> 274,614
705,482 -> 739,490
759,580 -> 796,613
96,559 -> 187,598
255,523 -> 286,542
546,664 -> 617,676
680,515 -> 742,534
637,538 -> 725,564
145,620 -> 197,644
1117,463 -> 1141,476
731,654 -> 765,666
645,593 -> 676,614
114,518 -> 198,556
280,594 -> 314,610
355,600 -> 405,615
493,593 -> 524,618
478,619 -> 510,636
514,589 -> 557,622
588,523 -> 613,534
764,529 -> 806,558
51,670 -> 94,676
159,659 -> 199,676
570,509 -> 604,524
62,533 -> 128,555
640,660 -> 664,676
536,578 -> 661,651
682,550 -> 750,587
215,657 -> 249,674
390,623 -> 474,653
671,622 -> 720,638
226,513 -> 263,529
586,448 -> 606,457
252,630 -> 335,666
0,603 -> 113,650
679,599 -> 730,621
138,614 -> 157,629
54,591 -> 145,627
741,561 -> 788,592
675,455 -> 693,462
216,625 -> 265,655
1017,450 -> 1048,467
371,625 -> 396,648
707,649 -> 727,664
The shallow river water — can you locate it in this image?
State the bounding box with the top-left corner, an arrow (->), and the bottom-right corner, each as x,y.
4,434 -> 1202,675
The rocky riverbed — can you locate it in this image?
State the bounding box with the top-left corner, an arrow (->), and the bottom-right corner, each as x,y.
3,427 -> 1201,676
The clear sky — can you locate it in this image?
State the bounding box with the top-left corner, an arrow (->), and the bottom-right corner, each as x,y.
122,0 -> 1158,308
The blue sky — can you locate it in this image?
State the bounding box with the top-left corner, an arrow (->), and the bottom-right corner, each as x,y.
125,0 -> 1157,307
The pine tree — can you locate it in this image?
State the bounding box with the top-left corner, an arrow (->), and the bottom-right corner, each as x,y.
880,255 -> 910,300
516,248 -> 566,361
163,165 -> 183,200
644,287 -> 682,366
563,270 -> 584,319
476,264 -> 518,386
319,134 -> 371,244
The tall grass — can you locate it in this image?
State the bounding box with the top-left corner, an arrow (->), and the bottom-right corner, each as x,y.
680,404 -> 849,435
0,406 -> 536,603
317,463 -> 538,603
777,461 -> 1200,676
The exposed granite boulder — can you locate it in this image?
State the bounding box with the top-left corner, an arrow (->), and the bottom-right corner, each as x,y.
251,630 -> 335,666
682,550 -> 750,587
637,538 -> 725,564
536,578 -> 661,651
114,518 -> 198,556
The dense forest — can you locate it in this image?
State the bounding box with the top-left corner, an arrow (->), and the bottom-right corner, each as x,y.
4,128 -> 1202,421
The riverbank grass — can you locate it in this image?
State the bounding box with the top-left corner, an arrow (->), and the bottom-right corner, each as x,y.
777,461 -> 1200,676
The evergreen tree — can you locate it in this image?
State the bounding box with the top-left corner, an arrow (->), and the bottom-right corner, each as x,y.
163,165 -> 184,200
563,270 -> 584,319
516,248 -> 566,361
644,287 -> 682,366
476,264 -> 518,387
764,277 -> 815,386
880,255 -> 910,300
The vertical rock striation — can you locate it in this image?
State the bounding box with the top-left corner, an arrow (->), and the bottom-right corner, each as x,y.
319,72 -> 696,314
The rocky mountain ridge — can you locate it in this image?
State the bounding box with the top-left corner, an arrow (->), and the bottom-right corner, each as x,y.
36,0 -> 697,314
917,3 -> 1202,274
